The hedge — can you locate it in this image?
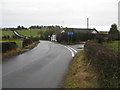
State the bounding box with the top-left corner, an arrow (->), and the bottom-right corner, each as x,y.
84,40 -> 120,88
1,42 -> 17,53
22,38 -> 40,48
22,39 -> 33,48
30,37 -> 40,42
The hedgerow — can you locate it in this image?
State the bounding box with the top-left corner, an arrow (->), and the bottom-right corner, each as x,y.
22,38 -> 40,48
1,42 -> 17,53
22,39 -> 33,48
84,40 -> 120,88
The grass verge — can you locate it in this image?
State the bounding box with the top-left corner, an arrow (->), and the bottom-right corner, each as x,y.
64,50 -> 100,88
1,48 -> 24,59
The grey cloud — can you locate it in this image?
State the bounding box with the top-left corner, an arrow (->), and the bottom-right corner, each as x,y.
1,0 -> 119,28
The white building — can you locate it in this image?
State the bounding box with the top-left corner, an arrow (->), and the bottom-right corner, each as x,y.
51,34 -> 57,41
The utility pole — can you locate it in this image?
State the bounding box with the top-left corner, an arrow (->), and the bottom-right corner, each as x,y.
87,18 -> 89,29
118,1 -> 120,31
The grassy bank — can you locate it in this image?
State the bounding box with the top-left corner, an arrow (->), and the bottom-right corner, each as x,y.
64,51 -> 100,88
1,48 -> 24,59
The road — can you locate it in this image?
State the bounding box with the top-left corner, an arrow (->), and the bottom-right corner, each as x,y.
2,41 -> 84,88
13,30 -> 27,39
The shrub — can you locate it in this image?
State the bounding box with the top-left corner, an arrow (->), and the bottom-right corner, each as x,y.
1,42 -> 17,53
12,35 -> 19,39
23,38 -> 40,48
30,37 -> 40,42
23,39 -> 33,48
2,35 -> 10,40
84,40 -> 120,88
108,34 -> 120,41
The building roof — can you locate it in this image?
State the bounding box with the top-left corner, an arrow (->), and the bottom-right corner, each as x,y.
65,28 -> 99,34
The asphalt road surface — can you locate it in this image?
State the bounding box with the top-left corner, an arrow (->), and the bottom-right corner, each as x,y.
2,41 -> 84,88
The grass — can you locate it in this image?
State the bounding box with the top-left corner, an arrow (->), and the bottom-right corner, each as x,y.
17,29 -> 42,37
1,30 -> 14,37
103,41 -> 120,51
1,29 -> 47,37
1,29 -> 45,48
1,48 -> 23,59
1,29 -> 41,59
64,50 -> 100,88
24,41 -> 39,49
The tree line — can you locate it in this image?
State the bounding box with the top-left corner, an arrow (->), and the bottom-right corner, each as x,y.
2,25 -> 62,31
2,24 -> 120,43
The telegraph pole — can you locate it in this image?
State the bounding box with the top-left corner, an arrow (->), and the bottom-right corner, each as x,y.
118,1 -> 120,31
87,18 -> 89,29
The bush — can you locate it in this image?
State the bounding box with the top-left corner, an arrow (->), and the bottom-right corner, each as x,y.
23,38 -> 40,48
108,34 -> 120,41
12,35 -> 19,39
56,33 -> 94,43
1,42 -> 17,53
30,37 -> 40,42
84,40 -> 120,88
23,39 -> 33,48
2,35 -> 10,40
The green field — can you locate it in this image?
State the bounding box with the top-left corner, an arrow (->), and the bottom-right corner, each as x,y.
1,30 -> 14,37
1,29 -> 48,49
103,41 -> 120,51
1,29 -> 47,37
17,29 -> 46,37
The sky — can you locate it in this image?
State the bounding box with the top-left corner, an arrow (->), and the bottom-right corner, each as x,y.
1,0 -> 120,31
118,1 -> 120,30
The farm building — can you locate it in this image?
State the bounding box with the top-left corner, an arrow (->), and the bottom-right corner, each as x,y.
64,28 -> 99,34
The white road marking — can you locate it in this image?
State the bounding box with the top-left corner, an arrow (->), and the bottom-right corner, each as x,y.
64,46 -> 75,57
59,44 -> 77,58
67,46 -> 77,53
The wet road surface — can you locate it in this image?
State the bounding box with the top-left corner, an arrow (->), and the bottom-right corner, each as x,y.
2,41 -> 83,88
